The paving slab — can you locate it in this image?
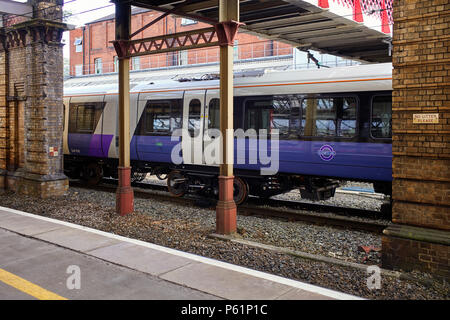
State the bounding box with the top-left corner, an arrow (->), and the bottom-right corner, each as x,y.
0,209 -> 20,220
0,229 -> 61,268
160,262 -> 294,300
275,288 -> 332,300
34,227 -> 121,253
0,214 -> 64,236
88,242 -> 194,276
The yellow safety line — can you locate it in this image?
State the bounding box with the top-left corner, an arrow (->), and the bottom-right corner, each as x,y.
0,268 -> 67,300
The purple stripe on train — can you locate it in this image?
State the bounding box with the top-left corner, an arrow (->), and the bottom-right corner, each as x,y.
68,133 -> 114,158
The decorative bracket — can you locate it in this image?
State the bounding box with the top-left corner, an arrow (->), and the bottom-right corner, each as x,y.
215,21 -> 245,47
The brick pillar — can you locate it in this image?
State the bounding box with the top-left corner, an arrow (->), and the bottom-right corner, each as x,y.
0,30 -> 7,190
382,0 -> 450,281
1,0 -> 69,198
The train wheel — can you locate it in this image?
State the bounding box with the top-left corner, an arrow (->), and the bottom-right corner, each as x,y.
167,171 -> 187,197
233,177 -> 249,205
82,163 -> 103,185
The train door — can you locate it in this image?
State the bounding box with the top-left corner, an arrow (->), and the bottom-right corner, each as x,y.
182,90 -> 206,165
203,90 -> 221,167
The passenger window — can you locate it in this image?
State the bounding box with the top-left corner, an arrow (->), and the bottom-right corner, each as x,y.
208,99 -> 220,130
188,99 -> 201,137
244,96 -> 301,139
145,101 -> 170,134
139,99 -> 182,136
301,97 -> 357,137
171,100 -> 183,131
371,96 -> 392,138
69,102 -> 104,134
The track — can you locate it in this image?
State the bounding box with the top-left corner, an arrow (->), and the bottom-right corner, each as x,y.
70,179 -> 389,234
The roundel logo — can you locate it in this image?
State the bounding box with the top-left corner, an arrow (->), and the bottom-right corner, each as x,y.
318,144 -> 336,161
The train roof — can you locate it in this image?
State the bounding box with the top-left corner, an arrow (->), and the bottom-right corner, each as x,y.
64,63 -> 392,97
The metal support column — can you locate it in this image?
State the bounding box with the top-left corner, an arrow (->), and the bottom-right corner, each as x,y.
215,0 -> 240,234
115,2 -> 134,215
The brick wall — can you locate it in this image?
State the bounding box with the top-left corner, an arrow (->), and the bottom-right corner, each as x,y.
382,0 -> 450,281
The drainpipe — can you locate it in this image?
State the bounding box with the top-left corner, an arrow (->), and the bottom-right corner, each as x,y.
82,26 -> 85,75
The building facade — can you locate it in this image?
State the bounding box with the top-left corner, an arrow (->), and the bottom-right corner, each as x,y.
68,8 -> 293,77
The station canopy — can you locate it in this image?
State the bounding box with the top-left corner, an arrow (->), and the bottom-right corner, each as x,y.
114,0 -> 393,63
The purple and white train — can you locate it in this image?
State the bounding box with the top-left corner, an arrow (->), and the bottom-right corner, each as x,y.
63,63 -> 393,204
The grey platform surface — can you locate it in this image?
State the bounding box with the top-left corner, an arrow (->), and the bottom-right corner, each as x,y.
0,206 -> 361,300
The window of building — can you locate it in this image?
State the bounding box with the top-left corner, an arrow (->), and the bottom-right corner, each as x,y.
371,95 -> 392,139
74,37 -> 82,53
233,40 -> 239,60
68,102 -> 105,134
132,56 -> 140,71
181,18 -> 197,26
75,64 -> 83,76
179,50 -> 188,66
94,58 -> 102,74
301,97 -> 357,137
114,56 -> 119,73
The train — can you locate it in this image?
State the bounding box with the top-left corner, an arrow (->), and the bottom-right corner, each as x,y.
63,63 -> 393,205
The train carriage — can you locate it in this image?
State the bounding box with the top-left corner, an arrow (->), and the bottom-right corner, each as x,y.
63,63 -> 393,204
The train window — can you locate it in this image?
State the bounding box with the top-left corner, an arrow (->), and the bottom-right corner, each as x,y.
301,97 -> 357,137
137,99 -> 182,136
170,100 -> 183,131
338,98 -> 357,137
188,99 -> 201,137
244,96 -> 301,139
208,99 -> 220,129
144,101 -> 171,134
68,102 -> 105,134
371,96 -> 392,139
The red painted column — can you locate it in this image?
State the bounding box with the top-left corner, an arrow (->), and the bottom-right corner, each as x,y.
353,0 -> 364,23
216,176 -> 237,234
318,0 -> 329,9
116,167 -> 134,215
381,0 -> 391,34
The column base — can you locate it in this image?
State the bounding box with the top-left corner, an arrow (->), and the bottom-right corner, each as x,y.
15,171 -> 68,198
382,224 -> 450,281
116,166 -> 134,216
216,175 -> 237,235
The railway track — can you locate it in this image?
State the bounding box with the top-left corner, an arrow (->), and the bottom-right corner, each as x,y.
70,178 -> 389,234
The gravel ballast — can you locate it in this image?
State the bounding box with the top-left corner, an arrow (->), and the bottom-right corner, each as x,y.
0,186 -> 448,300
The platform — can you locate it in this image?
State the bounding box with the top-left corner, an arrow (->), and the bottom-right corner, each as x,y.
0,206 -> 361,300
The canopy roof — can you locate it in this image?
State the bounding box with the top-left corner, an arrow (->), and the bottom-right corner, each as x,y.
112,0 -> 392,63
